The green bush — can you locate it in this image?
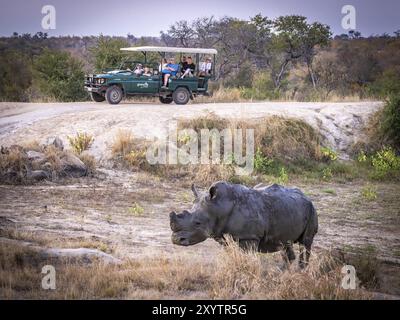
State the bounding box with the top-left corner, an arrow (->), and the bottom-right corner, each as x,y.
89,36 -> 131,72
370,146 -> 400,180
0,50 -> 32,101
254,148 -> 274,174
67,132 -> 94,154
320,146 -> 338,162
369,69 -> 400,98
380,95 -> 400,150
33,49 -> 87,101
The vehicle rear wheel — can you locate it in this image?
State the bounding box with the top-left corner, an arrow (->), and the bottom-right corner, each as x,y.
105,86 -> 123,105
159,96 -> 173,104
90,92 -> 105,102
172,87 -> 190,105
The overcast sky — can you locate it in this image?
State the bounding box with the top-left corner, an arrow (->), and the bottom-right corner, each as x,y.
0,0 -> 399,37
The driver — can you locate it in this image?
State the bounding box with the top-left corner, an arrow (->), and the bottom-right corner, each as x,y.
134,63 -> 144,76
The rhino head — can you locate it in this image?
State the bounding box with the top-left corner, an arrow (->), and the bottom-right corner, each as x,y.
169,182 -> 235,246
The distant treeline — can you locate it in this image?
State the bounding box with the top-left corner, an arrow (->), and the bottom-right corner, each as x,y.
0,15 -> 400,103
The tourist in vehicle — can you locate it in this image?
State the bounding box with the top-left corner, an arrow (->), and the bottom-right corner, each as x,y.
199,57 -> 212,76
159,58 -> 167,72
180,55 -> 187,71
142,66 -> 152,77
161,58 -> 179,88
134,63 -> 144,76
181,56 -> 195,78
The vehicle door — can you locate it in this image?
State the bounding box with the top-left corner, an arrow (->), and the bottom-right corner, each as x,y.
134,74 -> 161,93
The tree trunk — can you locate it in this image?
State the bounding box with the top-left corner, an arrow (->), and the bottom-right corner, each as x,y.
307,62 -> 317,88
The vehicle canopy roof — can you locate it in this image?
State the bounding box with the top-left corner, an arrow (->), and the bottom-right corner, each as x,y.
120,46 -> 217,55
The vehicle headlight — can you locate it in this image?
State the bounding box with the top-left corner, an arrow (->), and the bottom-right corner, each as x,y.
96,78 -> 106,84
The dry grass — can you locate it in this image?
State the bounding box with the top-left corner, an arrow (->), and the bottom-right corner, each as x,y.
0,236 -> 373,299
112,129 -> 135,156
0,146 -> 28,182
177,112 -> 321,162
111,113 -> 322,186
78,153 -> 96,175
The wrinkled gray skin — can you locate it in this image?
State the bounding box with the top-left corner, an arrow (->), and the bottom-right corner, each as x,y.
170,181 -> 318,268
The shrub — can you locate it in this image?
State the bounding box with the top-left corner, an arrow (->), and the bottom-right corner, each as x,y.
361,184 -> 377,201
254,148 -> 274,174
112,129 -> 135,156
274,167 -> 289,185
128,202 -> 145,216
321,167 -> 333,181
33,49 -> 87,102
380,95 -> 400,150
370,146 -> 400,180
67,132 -> 94,154
320,146 -> 338,162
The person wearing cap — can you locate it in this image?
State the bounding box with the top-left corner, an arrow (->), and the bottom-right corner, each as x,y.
134,63 -> 143,76
161,57 -> 179,88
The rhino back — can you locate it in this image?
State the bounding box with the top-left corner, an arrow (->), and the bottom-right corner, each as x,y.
261,184 -> 316,243
221,183 -> 315,244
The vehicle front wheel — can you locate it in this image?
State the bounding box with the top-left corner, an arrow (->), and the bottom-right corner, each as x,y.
159,96 -> 173,104
90,92 -> 105,102
172,87 -> 190,105
105,86 -> 123,105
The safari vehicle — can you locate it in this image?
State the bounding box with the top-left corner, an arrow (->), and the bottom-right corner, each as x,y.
84,46 -> 217,105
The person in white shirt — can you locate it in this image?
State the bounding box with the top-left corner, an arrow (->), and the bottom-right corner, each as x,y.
159,58 -> 168,72
199,57 -> 212,76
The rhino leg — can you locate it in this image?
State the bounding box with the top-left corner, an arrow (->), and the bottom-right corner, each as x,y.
299,242 -> 312,269
281,243 -> 296,266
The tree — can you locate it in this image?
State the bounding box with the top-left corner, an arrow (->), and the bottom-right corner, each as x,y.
0,50 -> 32,101
301,22 -> 331,87
268,16 -> 331,89
161,20 -> 195,47
33,49 -> 87,101
89,35 -> 130,72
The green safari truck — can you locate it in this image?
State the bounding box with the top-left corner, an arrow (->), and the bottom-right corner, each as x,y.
84,46 -> 217,105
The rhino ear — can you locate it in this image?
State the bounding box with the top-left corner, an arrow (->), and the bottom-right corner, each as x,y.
209,185 -> 217,200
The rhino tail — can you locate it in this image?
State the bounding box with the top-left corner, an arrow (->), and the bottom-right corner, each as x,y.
297,202 -> 318,245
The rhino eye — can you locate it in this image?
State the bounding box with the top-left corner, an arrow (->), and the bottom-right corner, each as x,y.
194,221 -> 201,226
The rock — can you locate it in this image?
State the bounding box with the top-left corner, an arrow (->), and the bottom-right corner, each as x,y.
26,150 -> 45,161
43,248 -> 122,264
60,153 -> 87,177
0,237 -> 122,265
52,137 -> 64,150
27,170 -> 48,181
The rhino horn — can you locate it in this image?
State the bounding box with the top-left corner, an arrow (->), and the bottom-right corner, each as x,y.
191,183 -> 199,200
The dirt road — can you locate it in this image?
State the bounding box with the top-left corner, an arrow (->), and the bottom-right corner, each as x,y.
0,101 -> 383,160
